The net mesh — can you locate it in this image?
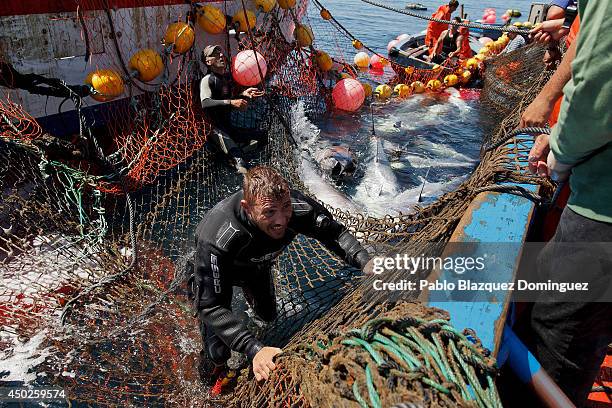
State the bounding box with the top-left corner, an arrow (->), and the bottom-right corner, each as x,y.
1,0 -> 555,406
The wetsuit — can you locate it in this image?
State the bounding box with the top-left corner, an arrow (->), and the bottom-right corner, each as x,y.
199,71 -> 263,165
193,189 -> 370,365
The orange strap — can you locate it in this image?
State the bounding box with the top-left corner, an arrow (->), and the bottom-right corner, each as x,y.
548,17 -> 580,127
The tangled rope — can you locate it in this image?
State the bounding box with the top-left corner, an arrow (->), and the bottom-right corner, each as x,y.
483,126 -> 550,152
312,315 -> 501,408
360,0 -> 531,35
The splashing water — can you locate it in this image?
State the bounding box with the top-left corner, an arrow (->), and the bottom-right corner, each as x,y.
295,89 -> 482,217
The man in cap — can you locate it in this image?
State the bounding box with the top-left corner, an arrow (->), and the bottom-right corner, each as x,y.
199,45 -> 265,174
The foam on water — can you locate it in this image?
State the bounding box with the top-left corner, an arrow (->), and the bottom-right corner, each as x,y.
297,91 -> 481,217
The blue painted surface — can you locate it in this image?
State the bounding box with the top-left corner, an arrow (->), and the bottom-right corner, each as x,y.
498,324 -> 542,383
428,138 -> 537,354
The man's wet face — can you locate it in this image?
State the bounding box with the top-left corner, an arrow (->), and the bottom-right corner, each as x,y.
248,193 -> 292,240
206,49 -> 226,71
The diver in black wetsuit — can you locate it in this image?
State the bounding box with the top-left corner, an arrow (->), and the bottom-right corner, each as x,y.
199,45 -> 265,174
192,166 -> 372,394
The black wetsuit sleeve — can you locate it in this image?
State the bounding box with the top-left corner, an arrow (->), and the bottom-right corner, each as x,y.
195,240 -> 263,361
294,193 -> 370,270
200,76 -> 231,109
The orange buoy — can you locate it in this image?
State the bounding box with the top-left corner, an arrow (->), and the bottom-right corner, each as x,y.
196,5 -> 226,34
278,0 -> 296,9
294,24 -> 314,47
256,0 -> 276,13
316,51 -> 333,71
129,49 -> 164,82
443,74 -> 459,87
394,83 -> 410,98
410,81 -> 425,93
232,9 -> 256,33
85,69 -> 124,102
375,84 -> 392,99
426,79 -> 442,91
163,22 -> 195,54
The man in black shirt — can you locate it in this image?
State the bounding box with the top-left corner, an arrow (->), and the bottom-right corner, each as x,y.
192,166 -> 371,394
199,45 -> 264,173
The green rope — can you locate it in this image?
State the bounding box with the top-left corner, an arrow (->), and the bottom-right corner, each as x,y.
336,317 -> 501,407
352,380 -> 369,408
365,364 -> 382,408
342,338 -> 386,365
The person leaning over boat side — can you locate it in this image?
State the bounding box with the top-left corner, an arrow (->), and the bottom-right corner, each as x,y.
199,44 -> 265,174
191,166 -> 373,394
425,0 -> 459,57
524,0 -> 612,404
429,17 -> 461,62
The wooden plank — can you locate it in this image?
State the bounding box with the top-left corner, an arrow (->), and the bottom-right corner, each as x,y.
421,179 -> 537,357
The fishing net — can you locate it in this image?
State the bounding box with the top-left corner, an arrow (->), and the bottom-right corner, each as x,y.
1,0 -> 555,406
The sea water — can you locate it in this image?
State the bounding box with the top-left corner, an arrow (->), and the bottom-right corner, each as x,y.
303,0 -> 532,216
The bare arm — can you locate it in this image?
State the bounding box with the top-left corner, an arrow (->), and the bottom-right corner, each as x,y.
519,39 -> 577,128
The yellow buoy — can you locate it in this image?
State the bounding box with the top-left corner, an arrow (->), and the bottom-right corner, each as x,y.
394,83 -> 410,98
474,53 -> 486,61
294,24 -> 314,47
410,81 -> 425,93
233,9 -> 256,33
320,8 -> 332,20
443,74 -> 459,87
361,82 -> 372,97
465,58 -> 479,71
375,84 -> 392,99
522,21 -> 533,29
352,39 -> 363,50
315,50 -> 333,71
196,5 -> 226,34
353,51 -> 369,68
278,0 -> 296,9
164,22 -> 195,54
513,21 -> 523,28
426,79 -> 442,92
404,66 -> 415,75
85,69 -> 124,102
461,70 -> 472,83
256,0 -> 276,13
129,49 -> 163,82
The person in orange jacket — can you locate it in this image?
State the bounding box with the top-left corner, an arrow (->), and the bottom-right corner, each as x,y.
425,0 -> 459,56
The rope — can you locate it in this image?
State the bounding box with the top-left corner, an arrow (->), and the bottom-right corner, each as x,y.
483,126 -> 550,152
339,316 -> 500,407
60,189 -> 136,324
311,0 -> 415,70
359,0 -> 531,35
473,184 -> 544,205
